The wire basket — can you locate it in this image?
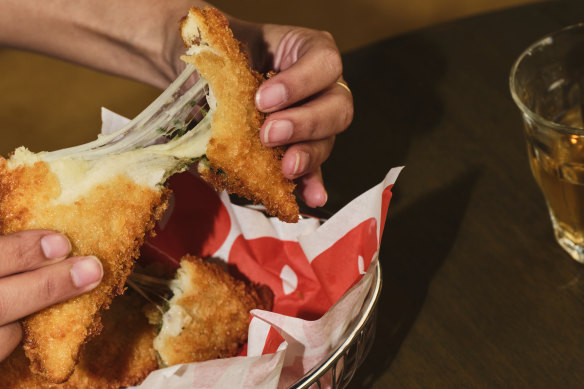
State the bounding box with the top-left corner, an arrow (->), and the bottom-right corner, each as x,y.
289,259 -> 382,389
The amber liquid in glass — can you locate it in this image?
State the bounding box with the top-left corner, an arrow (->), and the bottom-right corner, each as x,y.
527,108 -> 584,247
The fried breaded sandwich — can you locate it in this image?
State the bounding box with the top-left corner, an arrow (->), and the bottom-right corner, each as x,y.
181,7 -> 298,223
0,7 -> 296,383
0,256 -> 274,388
0,291 -> 158,389
150,255 -> 273,366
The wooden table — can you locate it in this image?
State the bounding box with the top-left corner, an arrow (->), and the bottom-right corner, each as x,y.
2,1 -> 583,388
329,1 -> 584,387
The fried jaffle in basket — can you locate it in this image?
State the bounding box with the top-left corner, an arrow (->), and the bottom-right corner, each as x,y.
0,7 -> 297,383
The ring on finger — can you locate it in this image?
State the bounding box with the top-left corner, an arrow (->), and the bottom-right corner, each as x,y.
335,80 -> 352,95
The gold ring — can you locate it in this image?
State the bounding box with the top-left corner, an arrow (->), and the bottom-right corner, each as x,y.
335,80 -> 352,95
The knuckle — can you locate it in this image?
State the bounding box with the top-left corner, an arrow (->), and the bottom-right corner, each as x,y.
324,135 -> 336,160
0,286 -> 18,325
0,297 -> 8,324
314,135 -> 335,164
37,273 -> 63,304
3,232 -> 38,270
14,245 -> 31,266
342,100 -> 354,129
320,30 -> 335,41
312,137 -> 335,167
319,46 -> 343,79
303,114 -> 319,139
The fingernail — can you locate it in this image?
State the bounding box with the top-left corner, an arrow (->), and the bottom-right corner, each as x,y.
256,83 -> 287,111
264,120 -> 293,144
71,256 -> 103,288
293,152 -> 302,174
294,151 -> 310,175
284,151 -> 310,176
41,234 -> 71,260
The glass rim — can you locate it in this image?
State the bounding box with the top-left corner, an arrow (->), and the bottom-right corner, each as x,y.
509,22 -> 584,136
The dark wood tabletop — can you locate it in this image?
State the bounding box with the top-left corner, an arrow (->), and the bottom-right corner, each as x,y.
2,1 -> 584,388
329,1 -> 584,388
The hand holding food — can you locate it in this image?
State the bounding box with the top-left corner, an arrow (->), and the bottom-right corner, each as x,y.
0,254 -> 273,388
208,13 -> 354,208
0,290 -> 158,389
0,231 -> 102,363
1,0 -> 351,209
253,24 -> 354,208
0,1 -> 354,386
0,7 -> 295,383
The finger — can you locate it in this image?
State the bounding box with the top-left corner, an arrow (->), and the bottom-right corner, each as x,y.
281,137 -> 335,180
260,84 -> 353,146
0,322 -> 22,362
295,169 -> 328,208
255,31 -> 342,112
0,230 -> 71,277
0,256 -> 103,326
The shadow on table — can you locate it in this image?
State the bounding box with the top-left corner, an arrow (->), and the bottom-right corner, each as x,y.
349,168 -> 482,388
323,34 -> 445,213
317,32 -> 481,387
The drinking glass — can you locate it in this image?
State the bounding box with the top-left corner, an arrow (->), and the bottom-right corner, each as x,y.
510,23 -> 584,263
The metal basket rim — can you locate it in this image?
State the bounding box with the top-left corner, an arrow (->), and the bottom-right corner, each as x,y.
238,204 -> 382,388
289,258 -> 382,388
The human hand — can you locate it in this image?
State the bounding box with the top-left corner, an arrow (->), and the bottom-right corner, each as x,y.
171,9 -> 353,208
0,231 -> 103,362
0,3 -> 350,208
253,25 -> 353,208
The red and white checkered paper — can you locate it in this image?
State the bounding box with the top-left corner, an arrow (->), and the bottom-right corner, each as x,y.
100,108 -> 402,389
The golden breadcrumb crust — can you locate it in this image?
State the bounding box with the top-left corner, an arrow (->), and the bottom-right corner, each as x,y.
180,7 -> 299,223
0,291 -> 158,389
156,255 -> 273,366
0,7 -> 295,385
0,158 -> 168,383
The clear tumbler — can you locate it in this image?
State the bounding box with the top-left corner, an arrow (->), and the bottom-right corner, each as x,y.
510,23 -> 584,263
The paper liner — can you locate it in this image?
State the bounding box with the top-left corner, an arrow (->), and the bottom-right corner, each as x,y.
100,108 -> 402,389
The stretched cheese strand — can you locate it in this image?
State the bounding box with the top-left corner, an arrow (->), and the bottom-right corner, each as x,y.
7,63 -> 217,205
